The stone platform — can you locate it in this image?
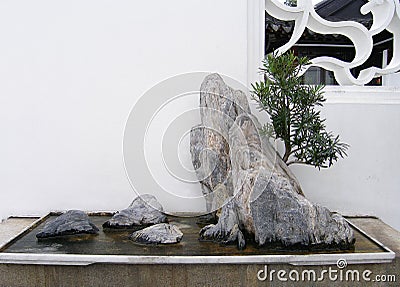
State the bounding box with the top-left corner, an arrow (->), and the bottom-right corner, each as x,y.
0,216 -> 398,287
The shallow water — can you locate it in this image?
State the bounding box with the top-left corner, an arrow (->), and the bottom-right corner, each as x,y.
1,215 -> 386,256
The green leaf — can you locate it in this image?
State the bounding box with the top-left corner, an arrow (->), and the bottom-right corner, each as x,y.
251,51 -> 349,169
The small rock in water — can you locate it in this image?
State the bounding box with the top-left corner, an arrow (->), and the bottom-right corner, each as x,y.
129,223 -> 183,244
103,194 -> 167,229
36,210 -> 99,239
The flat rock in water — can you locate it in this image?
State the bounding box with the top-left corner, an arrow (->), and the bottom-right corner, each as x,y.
129,223 -> 183,244
200,201 -> 246,249
36,210 -> 99,239
103,194 -> 167,229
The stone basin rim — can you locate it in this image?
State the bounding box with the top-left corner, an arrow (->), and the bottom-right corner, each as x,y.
0,212 -> 395,266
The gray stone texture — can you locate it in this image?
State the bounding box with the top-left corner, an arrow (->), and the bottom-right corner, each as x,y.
103,194 -> 167,229
190,73 -> 250,214
193,74 -> 354,248
36,210 -> 99,239
129,223 -> 183,244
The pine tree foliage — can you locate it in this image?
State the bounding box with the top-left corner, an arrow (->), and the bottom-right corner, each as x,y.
251,51 -> 349,169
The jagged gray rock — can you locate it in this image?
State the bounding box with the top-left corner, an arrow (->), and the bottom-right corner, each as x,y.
190,73 -> 251,217
194,74 -> 355,249
199,201 -> 246,249
36,210 -> 99,239
229,114 -> 354,247
129,223 -> 183,244
103,194 -> 167,229
250,171 -> 354,247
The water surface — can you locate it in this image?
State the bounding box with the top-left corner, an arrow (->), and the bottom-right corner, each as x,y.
1,215 -> 385,256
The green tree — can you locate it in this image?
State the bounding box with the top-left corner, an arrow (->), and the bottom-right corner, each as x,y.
251,51 -> 349,169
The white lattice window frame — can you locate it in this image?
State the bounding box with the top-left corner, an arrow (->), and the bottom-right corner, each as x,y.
247,0 -> 400,86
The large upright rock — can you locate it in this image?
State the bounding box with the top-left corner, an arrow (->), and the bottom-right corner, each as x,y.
103,194 -> 167,229
192,74 -> 355,249
190,74 -> 251,215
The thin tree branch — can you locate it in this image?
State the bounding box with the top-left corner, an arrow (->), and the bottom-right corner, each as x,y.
288,144 -> 313,156
287,160 -> 327,168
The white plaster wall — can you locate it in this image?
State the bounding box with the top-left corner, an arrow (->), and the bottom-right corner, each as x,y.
289,86 -> 400,231
0,0 -> 399,232
0,0 -> 247,218
385,72 -> 400,86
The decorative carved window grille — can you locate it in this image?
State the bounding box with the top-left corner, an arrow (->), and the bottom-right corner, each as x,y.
265,0 -> 400,85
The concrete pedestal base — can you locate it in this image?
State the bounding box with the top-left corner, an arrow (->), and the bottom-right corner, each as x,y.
0,217 -> 398,287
